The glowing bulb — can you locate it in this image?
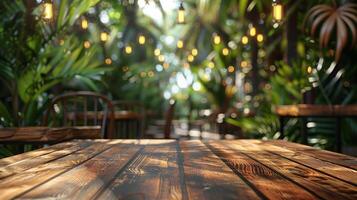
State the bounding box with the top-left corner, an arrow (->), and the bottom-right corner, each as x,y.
100,32 -> 109,42
241,61 -> 248,68
81,18 -> 88,30
213,34 -> 221,44
163,62 -> 169,69
148,71 -> 155,77
105,58 -> 112,65
228,66 -> 235,73
222,48 -> 229,56
59,39 -> 64,46
307,66 -> 313,74
154,48 -> 161,56
257,34 -> 264,43
192,48 -> 198,56
125,45 -> 132,54
158,55 -> 165,62
188,55 -> 194,62
177,40 -> 184,48
249,26 -> 256,37
138,35 -> 146,45
272,1 -> 283,22
43,1 -> 53,20
208,61 -> 215,68
177,3 -> 185,24
140,72 -> 147,78
242,36 -> 248,45
83,40 -> 91,49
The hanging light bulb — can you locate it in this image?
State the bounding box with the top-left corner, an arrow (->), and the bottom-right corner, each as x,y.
154,48 -> 161,56
177,40 -> 184,48
213,33 -> 221,45
241,36 -> 249,45
191,48 -> 198,56
257,34 -> 264,43
228,66 -> 235,73
100,32 -> 109,42
208,61 -> 215,68
249,25 -> 256,37
42,0 -> 53,20
187,55 -> 194,62
125,45 -> 133,54
222,48 -> 229,56
83,40 -> 91,49
138,34 -> 146,45
158,55 -> 165,62
81,18 -> 88,30
272,0 -> 283,23
177,2 -> 185,24
105,58 -> 112,65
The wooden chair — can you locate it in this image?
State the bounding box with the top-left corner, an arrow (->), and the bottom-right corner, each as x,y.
164,99 -> 176,139
44,91 -> 115,139
112,100 -> 145,139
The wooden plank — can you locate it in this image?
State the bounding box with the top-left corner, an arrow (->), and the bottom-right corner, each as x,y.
0,140 -> 118,200
95,140 -> 185,200
274,104 -> 357,117
0,126 -> 101,143
268,140 -> 357,170
248,140 -> 357,185
180,140 -> 259,200
0,141 -> 92,179
0,141 -> 76,168
18,141 -> 143,199
230,140 -> 357,200
205,141 -> 318,200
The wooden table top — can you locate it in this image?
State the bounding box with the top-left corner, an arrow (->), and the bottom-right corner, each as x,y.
275,104 -> 357,117
0,139 -> 356,200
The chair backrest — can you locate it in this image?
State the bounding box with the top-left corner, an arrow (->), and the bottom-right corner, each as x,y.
112,100 -> 145,138
44,91 -> 115,139
164,99 -> 176,139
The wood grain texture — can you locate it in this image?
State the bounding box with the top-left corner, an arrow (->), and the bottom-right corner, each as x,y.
0,141 -> 75,168
180,140 -> 259,200
249,140 -> 357,185
18,141 -> 142,199
267,140 -> 357,170
230,140 -> 357,200
205,141 -> 318,200
96,140 -> 184,200
0,126 -> 101,143
0,141 -> 92,179
0,140 -> 116,200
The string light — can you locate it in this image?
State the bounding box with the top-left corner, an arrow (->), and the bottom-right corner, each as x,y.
213,34 -> 221,44
158,55 -> 165,62
177,2 -> 185,24
59,39 -> 64,46
191,48 -> 198,56
307,66 -> 313,74
249,25 -> 256,37
163,62 -> 170,69
177,40 -> 184,48
42,0 -> 53,20
272,0 -> 283,23
257,34 -> 264,43
208,61 -> 215,68
100,32 -> 109,42
105,58 -> 112,65
241,61 -> 248,68
125,45 -> 133,54
188,55 -> 194,62
138,35 -> 146,45
228,66 -> 235,73
83,40 -> 91,49
241,36 -> 249,44
222,48 -> 229,56
154,48 -> 161,56
81,18 -> 88,30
